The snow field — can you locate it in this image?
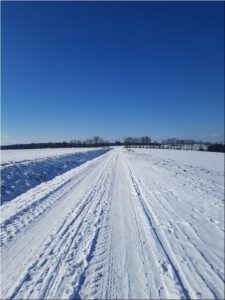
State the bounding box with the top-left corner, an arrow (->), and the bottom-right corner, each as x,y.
1,148 -> 110,203
1,147 -> 103,165
0,147 -> 224,299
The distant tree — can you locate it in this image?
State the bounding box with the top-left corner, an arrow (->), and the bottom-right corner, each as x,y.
124,137 -> 133,144
164,138 -> 177,145
208,144 -> 225,152
85,138 -> 93,145
141,136 -> 151,145
92,136 -> 104,146
93,136 -> 100,145
124,137 -> 133,147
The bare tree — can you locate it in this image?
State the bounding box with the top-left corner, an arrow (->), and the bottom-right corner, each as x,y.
92,136 -> 104,146
93,136 -> 100,145
141,136 -> 151,145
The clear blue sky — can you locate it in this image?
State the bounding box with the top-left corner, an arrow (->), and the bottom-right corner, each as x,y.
2,1 -> 224,144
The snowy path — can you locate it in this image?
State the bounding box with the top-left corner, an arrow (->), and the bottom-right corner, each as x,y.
1,148 -> 224,299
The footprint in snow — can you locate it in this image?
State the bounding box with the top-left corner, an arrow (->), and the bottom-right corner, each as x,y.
210,218 -> 219,224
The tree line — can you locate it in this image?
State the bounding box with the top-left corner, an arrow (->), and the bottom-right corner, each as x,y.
1,135 -> 224,152
161,138 -> 212,145
207,144 -> 225,152
124,136 -> 152,146
1,136 -> 119,150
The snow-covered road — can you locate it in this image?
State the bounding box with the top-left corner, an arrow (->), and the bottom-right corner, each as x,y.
1,148 -> 224,299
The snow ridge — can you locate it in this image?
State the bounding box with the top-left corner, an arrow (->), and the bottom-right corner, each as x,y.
1,148 -> 110,204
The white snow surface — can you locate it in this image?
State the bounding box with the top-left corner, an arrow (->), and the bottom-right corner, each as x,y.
1,148 -> 110,203
1,148 -> 101,165
0,147 -> 224,299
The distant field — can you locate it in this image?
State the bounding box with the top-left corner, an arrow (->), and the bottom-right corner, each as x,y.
131,148 -> 224,171
1,147 -> 104,165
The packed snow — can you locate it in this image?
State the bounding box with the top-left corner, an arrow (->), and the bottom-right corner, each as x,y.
0,147 -> 224,299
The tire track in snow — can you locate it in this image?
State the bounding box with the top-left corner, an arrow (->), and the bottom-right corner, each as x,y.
52,157 -> 114,300
7,151 -> 115,300
127,151 -> 224,280
78,150 -> 153,300
69,179 -> 114,300
80,150 -> 174,299
127,151 -> 224,296
126,151 -> 224,299
73,153 -> 117,300
127,163 -> 196,300
141,179 -> 224,281
122,155 -> 172,299
129,151 -> 223,202
128,180 -> 171,299
134,178 -> 224,299
1,150 -> 114,299
1,152 -> 109,247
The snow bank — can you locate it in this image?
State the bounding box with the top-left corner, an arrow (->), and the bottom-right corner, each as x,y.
1,147 -> 102,165
1,148 -> 110,204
